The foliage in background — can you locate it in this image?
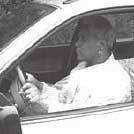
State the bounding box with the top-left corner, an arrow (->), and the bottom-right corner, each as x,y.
0,1 -> 134,40
0,0 -> 33,17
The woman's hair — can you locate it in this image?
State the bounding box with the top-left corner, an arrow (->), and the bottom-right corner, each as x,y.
73,15 -> 115,50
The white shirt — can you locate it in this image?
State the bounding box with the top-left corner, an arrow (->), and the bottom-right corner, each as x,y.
40,55 -> 132,113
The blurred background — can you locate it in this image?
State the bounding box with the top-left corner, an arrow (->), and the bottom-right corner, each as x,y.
0,0 -> 134,39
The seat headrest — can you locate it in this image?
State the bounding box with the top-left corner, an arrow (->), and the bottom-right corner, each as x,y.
113,38 -> 134,60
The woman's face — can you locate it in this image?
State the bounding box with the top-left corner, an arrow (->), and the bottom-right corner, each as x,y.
75,31 -> 99,64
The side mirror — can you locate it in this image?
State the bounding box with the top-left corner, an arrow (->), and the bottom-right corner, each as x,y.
0,93 -> 22,134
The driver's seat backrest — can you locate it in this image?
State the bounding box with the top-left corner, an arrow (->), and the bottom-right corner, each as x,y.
113,38 -> 134,100
118,59 -> 134,100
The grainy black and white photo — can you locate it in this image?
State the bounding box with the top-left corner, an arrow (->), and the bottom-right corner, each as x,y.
0,0 -> 134,134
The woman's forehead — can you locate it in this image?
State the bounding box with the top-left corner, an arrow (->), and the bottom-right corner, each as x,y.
78,26 -> 103,39
78,30 -> 100,43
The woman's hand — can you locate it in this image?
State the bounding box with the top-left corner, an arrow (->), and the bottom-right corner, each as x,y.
20,83 -> 41,103
26,73 -> 43,91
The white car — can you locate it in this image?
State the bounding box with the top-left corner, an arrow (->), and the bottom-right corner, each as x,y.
0,0 -> 134,134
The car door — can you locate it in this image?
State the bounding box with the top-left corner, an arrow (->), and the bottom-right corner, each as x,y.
19,6 -> 134,134
1,1 -> 134,134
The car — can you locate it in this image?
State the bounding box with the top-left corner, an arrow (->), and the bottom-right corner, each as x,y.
0,0 -> 134,134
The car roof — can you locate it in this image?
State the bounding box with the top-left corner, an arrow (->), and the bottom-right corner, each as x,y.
0,0 -> 133,79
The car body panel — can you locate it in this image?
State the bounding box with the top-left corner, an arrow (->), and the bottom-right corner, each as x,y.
21,103 -> 134,134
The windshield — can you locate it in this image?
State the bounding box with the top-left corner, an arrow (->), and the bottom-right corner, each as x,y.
0,2 -> 56,51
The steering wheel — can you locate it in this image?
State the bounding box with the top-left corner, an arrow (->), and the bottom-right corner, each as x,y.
10,66 -> 27,113
16,66 -> 27,85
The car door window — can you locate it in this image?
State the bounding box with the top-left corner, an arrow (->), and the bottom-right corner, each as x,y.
20,11 -> 134,116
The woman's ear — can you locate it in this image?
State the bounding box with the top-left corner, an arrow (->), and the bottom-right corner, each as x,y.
96,40 -> 106,54
95,40 -> 107,60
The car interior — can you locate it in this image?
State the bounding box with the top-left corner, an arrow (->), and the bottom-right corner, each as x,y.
21,20 -> 78,83
1,11 -> 134,117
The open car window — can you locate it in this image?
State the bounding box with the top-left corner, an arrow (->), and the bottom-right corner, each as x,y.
1,7 -> 134,121
21,11 -> 134,116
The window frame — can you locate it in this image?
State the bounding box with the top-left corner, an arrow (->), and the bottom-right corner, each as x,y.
2,6 -> 134,124
21,6 -> 134,123
21,102 -> 134,125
